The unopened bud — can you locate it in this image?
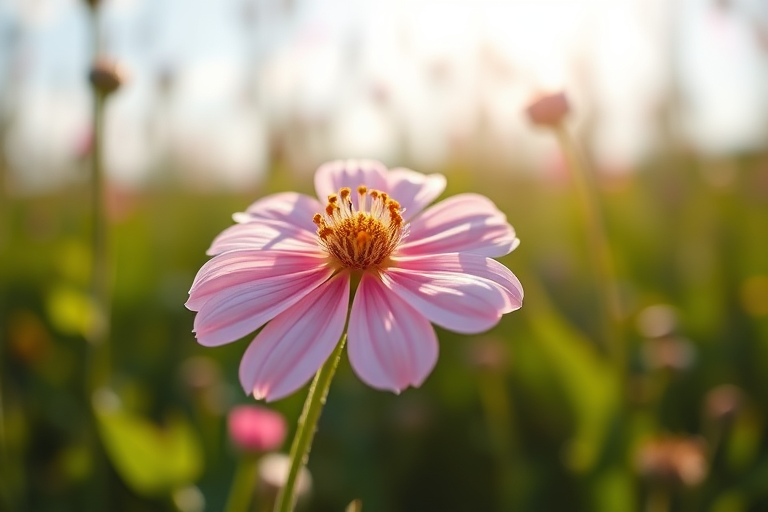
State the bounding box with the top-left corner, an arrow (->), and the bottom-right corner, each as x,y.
635,435 -> 708,487
525,91 -> 570,127
89,58 -> 126,96
228,405 -> 287,454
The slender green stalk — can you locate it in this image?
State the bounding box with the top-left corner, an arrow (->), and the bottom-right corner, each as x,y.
224,454 -> 261,512
553,125 -> 623,366
273,333 -> 347,512
86,91 -> 111,389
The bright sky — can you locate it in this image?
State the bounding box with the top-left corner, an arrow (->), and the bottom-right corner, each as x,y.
1,0 -> 767,191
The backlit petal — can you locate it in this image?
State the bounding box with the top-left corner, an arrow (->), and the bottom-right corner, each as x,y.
192,265 -> 335,347
232,192 -> 322,233
399,193 -> 519,257
207,220 -> 319,256
390,253 -> 523,312
187,250 -> 331,311
385,168 -> 446,220
314,159 -> 388,208
239,272 -> 350,402
348,273 -> 438,393
379,257 -> 516,334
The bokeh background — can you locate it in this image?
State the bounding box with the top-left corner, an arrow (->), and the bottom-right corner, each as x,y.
2,0 -> 768,511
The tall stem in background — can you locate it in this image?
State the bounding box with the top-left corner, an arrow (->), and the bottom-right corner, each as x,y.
84,3 -> 124,508
526,92 -> 623,368
553,125 -> 623,360
274,334 -> 347,512
87,90 -> 111,389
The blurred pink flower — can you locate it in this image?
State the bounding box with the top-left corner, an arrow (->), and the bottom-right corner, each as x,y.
228,405 -> 287,453
187,160 -> 523,401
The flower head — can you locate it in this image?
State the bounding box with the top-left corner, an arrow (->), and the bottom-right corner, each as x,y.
228,405 -> 287,453
186,160 -> 523,401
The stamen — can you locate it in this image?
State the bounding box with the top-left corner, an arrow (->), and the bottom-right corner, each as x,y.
313,184 -> 407,269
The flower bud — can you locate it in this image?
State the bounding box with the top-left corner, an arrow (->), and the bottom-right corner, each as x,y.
228,405 -> 287,454
525,91 -> 570,127
635,435 -> 707,487
89,57 -> 126,96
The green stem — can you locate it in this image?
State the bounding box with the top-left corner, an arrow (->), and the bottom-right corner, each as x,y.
273,333 -> 347,512
224,454 -> 261,512
87,91 -> 111,390
553,124 -> 623,367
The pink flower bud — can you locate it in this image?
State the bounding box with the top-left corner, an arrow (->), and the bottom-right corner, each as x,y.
525,91 -> 570,127
228,405 -> 287,453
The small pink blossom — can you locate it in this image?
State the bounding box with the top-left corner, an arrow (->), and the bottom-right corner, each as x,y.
187,160 -> 523,401
228,405 -> 287,453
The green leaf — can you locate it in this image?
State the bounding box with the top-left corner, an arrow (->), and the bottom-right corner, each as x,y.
94,399 -> 203,496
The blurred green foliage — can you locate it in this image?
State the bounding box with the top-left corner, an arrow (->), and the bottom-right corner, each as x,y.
1,151 -> 768,512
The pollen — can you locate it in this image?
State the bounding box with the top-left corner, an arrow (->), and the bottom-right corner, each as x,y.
314,185 -> 408,269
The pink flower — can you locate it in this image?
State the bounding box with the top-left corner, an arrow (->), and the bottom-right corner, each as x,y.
186,160 -> 523,401
228,405 -> 287,453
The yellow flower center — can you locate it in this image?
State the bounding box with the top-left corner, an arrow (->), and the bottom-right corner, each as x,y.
313,185 -> 406,270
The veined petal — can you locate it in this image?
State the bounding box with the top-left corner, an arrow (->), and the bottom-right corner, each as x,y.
207,220 -> 319,256
192,265 -> 335,347
385,168 -> 446,220
399,193 -> 519,257
390,253 -> 524,312
379,259 -> 515,334
186,250 -> 332,311
348,273 -> 438,393
314,159 -> 388,208
232,192 -> 322,233
239,272 -> 350,402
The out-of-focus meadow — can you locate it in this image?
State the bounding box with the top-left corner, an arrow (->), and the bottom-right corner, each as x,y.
2,0 -> 768,511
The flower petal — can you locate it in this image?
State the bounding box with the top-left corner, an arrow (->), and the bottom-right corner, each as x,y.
347,273 -> 438,393
379,254 -> 522,334
390,253 -> 524,313
314,159 -> 388,207
206,220 -> 319,256
239,272 -> 350,402
399,193 -> 519,257
186,250 -> 331,311
384,168 -> 446,220
192,264 -> 335,347
232,192 -> 322,233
